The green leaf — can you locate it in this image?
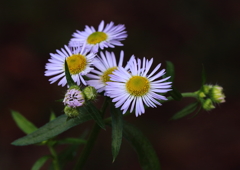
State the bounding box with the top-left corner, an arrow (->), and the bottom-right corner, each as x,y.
64,60 -> 75,86
49,111 -> 56,121
190,104 -> 202,119
165,61 -> 175,82
56,138 -> 87,145
110,104 -> 123,162
31,155 -> 51,170
123,122 -> 160,170
11,110 -> 38,134
85,102 -> 105,130
11,106 -> 92,146
169,86 -> 182,101
171,102 -> 199,120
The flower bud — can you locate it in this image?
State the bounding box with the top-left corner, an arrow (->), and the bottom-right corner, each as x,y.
202,84 -> 212,94
210,85 -> 225,103
198,91 -> 206,98
202,98 -> 215,111
63,88 -> 85,108
64,106 -> 79,117
82,86 -> 97,100
69,85 -> 81,90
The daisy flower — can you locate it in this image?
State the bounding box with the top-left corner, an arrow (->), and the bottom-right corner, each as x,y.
45,45 -> 95,87
69,21 -> 127,53
87,50 -> 129,93
105,57 -> 172,117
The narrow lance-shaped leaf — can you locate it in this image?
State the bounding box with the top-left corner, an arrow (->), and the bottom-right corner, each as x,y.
49,111 -> 56,121
11,110 -> 38,134
201,65 -> 207,86
163,61 -> 182,101
31,155 -> 51,170
123,121 -> 161,170
171,102 -> 199,120
110,104 -> 123,162
200,65 -> 207,92
84,102 -> 105,130
11,106 -> 92,146
56,138 -> 87,145
64,59 -> 75,86
169,86 -> 182,101
190,104 -> 202,119
165,61 -> 175,82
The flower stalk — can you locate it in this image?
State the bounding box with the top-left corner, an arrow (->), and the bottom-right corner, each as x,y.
48,144 -> 60,170
74,97 -> 109,170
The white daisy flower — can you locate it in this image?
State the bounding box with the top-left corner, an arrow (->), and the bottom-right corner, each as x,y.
87,50 -> 130,93
105,57 -> 172,117
45,45 -> 96,87
69,21 -> 127,53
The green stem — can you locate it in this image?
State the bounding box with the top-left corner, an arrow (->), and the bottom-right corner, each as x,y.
164,92 -> 198,103
74,98 -> 109,170
48,144 -> 60,170
181,92 -> 198,98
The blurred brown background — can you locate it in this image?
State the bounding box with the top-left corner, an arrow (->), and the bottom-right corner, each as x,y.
1,0 -> 240,169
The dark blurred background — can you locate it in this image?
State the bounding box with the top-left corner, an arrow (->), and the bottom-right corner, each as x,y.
1,0 -> 240,169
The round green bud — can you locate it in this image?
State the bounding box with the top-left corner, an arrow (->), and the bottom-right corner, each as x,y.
202,85 -> 212,94
82,86 -> 97,100
69,85 -> 81,90
198,91 -> 206,98
64,106 -> 79,118
202,98 -> 215,111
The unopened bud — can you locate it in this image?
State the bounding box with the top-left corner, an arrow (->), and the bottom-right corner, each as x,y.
203,98 -> 215,111
64,106 -> 79,117
83,86 -> 97,100
202,85 -> 212,94
63,88 -> 85,108
210,85 -> 225,103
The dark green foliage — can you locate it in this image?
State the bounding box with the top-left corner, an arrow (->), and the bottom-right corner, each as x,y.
123,122 -> 161,170
110,104 -> 123,162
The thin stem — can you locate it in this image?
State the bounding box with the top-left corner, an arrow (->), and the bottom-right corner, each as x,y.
163,92 -> 198,103
48,144 -> 60,170
74,97 -> 109,170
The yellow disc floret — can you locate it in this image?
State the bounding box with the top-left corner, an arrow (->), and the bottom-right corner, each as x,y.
101,67 -> 117,84
87,32 -> 108,44
66,54 -> 87,75
126,76 -> 150,96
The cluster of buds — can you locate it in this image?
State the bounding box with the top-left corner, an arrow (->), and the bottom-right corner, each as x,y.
63,86 -> 97,117
197,84 -> 225,111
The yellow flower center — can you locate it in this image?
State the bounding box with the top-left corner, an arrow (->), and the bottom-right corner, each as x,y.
87,32 -> 108,44
101,67 -> 117,84
66,54 -> 87,75
101,67 -> 117,85
126,76 -> 150,96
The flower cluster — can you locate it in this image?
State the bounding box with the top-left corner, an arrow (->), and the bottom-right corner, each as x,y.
197,84 -> 226,111
45,21 -> 172,116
